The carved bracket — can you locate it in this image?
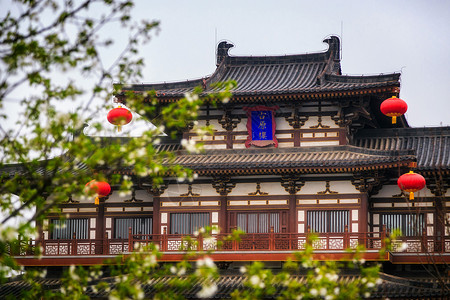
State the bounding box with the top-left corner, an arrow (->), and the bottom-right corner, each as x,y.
285,106 -> 308,129
309,115 -> 330,129
146,183 -> 168,197
317,181 -> 338,195
218,109 -> 241,131
180,184 -> 200,197
281,175 -> 305,195
351,171 -> 384,194
124,188 -> 144,202
248,182 -> 268,196
66,194 -> 79,204
212,176 -> 236,196
426,175 -> 449,197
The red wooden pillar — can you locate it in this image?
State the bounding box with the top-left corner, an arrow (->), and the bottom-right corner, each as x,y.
359,193 -> 368,235
289,194 -> 297,233
96,200 -> 105,254
219,195 -> 227,233
226,131 -> 233,149
421,228 -> 427,252
338,128 -> 348,145
344,225 -> 349,249
293,129 -> 300,147
153,196 -> 160,234
381,225 -> 386,250
72,232 -> 77,255
128,227 -> 133,252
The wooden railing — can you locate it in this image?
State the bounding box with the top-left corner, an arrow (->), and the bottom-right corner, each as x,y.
9,231 -> 450,256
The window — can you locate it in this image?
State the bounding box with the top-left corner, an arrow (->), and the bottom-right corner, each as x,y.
170,213 -> 209,234
51,218 -> 88,239
381,213 -> 424,236
237,212 -> 280,233
114,217 -> 153,239
307,210 -> 349,233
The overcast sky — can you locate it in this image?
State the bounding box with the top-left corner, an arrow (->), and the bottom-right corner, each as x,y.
130,0 -> 450,127
2,0 -> 450,129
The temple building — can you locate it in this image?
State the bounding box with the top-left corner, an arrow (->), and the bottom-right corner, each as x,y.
4,35 -> 450,298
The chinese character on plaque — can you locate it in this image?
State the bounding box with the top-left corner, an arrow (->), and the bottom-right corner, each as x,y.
243,105 -> 279,148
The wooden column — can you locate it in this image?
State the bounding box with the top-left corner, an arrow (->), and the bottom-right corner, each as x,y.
338,128 -> 348,145
96,201 -> 105,240
289,193 -> 297,233
293,129 -> 301,147
219,195 -> 228,232
153,196 -> 160,234
281,175 -> 304,234
359,193 -> 368,234
226,131 -> 233,149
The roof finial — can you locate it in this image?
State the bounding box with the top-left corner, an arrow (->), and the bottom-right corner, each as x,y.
323,35 -> 340,61
216,41 -> 234,66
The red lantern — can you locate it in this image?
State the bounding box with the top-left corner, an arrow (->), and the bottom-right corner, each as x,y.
107,106 -> 132,132
397,171 -> 426,200
85,180 -> 111,205
380,96 -> 407,124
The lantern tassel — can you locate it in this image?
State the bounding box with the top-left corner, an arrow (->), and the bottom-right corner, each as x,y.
117,125 -> 122,132
95,197 -> 99,205
392,116 -> 397,124
409,192 -> 414,200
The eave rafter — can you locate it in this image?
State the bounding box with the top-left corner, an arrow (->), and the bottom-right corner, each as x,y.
116,86 -> 400,105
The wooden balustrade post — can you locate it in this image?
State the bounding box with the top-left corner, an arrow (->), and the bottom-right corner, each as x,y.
421,228 -> 427,252
72,232 -> 77,255
16,234 -> 21,256
381,225 -> 386,250
198,232 -> 203,252
162,227 -> 167,252
128,227 -> 133,253
233,226 -> 238,251
344,225 -> 349,249
270,226 -> 274,251
306,225 -> 311,246
103,232 -> 109,255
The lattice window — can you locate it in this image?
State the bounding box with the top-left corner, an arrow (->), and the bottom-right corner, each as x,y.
307,210 -> 349,233
51,218 -> 88,239
114,217 -> 153,239
237,212 -> 280,233
170,213 -> 209,234
381,213 -> 424,236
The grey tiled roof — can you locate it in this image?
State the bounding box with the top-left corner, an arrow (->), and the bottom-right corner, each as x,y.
169,146 -> 415,174
120,36 -> 400,98
354,127 -> 450,170
1,273 -> 448,299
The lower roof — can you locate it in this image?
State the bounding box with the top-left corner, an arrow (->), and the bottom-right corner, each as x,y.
155,145 -> 415,176
1,273 -> 448,299
355,127 -> 450,171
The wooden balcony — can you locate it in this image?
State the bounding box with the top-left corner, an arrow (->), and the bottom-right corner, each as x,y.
9,232 -> 450,266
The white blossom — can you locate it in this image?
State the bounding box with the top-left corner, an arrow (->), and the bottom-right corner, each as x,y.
319,287 -> 327,296
239,266 -> 247,274
196,256 -> 216,269
334,287 -> 340,295
177,267 -> 186,276
196,284 -> 217,298
367,282 -> 375,288
310,288 -> 318,296
249,275 -> 261,286
170,266 -> 177,274
398,242 -> 408,252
